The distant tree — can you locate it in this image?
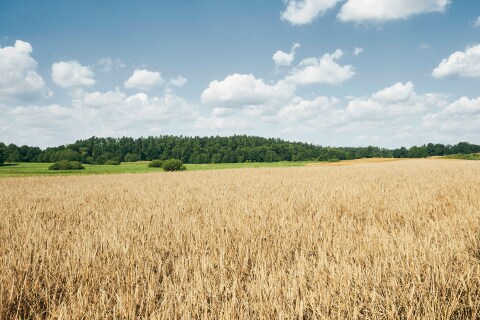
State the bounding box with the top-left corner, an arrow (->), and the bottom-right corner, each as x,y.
393,147 -> 409,158
49,160 -> 84,170
124,153 -> 141,162
148,160 -> 164,168
408,146 -> 428,158
3,135 -> 480,165
0,143 -> 5,165
162,159 -> 186,171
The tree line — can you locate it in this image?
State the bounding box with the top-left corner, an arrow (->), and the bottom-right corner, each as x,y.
0,136 -> 479,165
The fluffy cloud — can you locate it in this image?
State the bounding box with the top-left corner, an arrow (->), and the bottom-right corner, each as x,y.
3,88 -> 197,147
170,75 -> 188,87
281,0 -> 449,25
124,69 -> 163,90
264,82 -> 442,130
353,47 -> 363,56
474,17 -> 480,28
0,40 -> 50,101
285,49 -> 355,85
422,96 -> 480,137
211,107 -> 233,117
96,57 -> 126,72
51,61 -> 95,88
73,89 -> 126,109
273,43 -> 300,67
338,0 -> 450,23
432,44 -> 480,78
281,0 -> 341,25
346,82 -> 444,119
373,81 -> 414,103
201,74 -> 295,108
443,96 -> 480,115
270,96 -> 340,122
194,115 -> 252,130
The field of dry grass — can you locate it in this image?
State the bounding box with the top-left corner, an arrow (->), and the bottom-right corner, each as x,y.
1,159 -> 480,319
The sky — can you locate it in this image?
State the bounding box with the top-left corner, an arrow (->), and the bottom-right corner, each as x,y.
0,0 -> 479,148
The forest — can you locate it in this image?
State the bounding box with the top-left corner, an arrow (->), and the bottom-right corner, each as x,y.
1,135 -> 480,165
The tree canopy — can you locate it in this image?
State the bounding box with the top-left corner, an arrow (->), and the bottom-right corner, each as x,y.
0,136 -> 479,164
0,143 -> 5,165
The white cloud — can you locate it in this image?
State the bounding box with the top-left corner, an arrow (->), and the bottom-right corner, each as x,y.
124,69 -> 163,90
170,75 -> 188,87
285,49 -> 355,85
97,57 -> 126,72
3,89 -> 197,147
211,107 -> 233,117
51,61 -> 95,88
419,43 -> 432,50
432,44 -> 480,78
422,96 -> 480,137
0,40 -> 50,101
373,81 -> 414,103
73,89 -> 126,109
346,82 -> 443,119
474,17 -> 480,28
353,47 -> 363,56
194,115 -> 252,130
281,0 -> 342,25
443,96 -> 480,114
338,0 -> 449,23
201,73 -> 295,108
264,82 -> 442,135
272,96 -> 340,122
273,43 -> 300,67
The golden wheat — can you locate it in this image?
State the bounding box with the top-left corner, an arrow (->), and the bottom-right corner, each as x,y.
1,159 -> 480,319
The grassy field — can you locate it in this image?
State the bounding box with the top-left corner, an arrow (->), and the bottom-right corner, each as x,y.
443,153 -> 480,160
0,161 -> 309,177
1,159 -> 479,318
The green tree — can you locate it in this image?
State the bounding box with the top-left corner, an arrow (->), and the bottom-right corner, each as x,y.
49,160 -> 84,170
162,159 -> 186,171
0,143 -> 5,165
124,153 -> 141,162
148,160 -> 163,168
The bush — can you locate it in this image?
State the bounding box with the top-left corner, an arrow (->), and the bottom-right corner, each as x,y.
0,143 -> 5,165
124,153 -> 141,162
104,160 -> 120,165
148,160 -> 164,168
162,159 -> 186,171
49,160 -> 85,170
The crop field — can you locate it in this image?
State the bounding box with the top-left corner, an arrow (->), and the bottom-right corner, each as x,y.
1,159 -> 480,319
0,161 -> 309,177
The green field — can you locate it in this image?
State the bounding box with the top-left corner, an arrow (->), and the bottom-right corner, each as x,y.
443,153 -> 480,160
0,161 -> 310,177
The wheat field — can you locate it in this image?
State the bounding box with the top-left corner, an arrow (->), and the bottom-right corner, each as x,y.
1,159 -> 479,319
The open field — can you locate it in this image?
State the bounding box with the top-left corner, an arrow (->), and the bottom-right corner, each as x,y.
443,153 -> 480,161
305,157 -> 403,167
1,159 -> 480,318
0,161 -> 309,177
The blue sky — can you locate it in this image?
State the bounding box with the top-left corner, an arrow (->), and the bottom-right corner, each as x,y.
1,0 -> 479,148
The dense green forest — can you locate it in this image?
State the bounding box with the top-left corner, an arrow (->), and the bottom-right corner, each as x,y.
0,136 -> 479,165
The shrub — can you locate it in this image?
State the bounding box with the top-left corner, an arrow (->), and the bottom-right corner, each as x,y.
162,159 -> 186,171
49,160 -> 85,170
124,153 -> 141,162
148,160 -> 164,168
0,143 -> 5,165
104,160 -> 120,165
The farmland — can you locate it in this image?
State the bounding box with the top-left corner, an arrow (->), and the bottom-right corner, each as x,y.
1,159 -> 480,318
0,161 -> 309,177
